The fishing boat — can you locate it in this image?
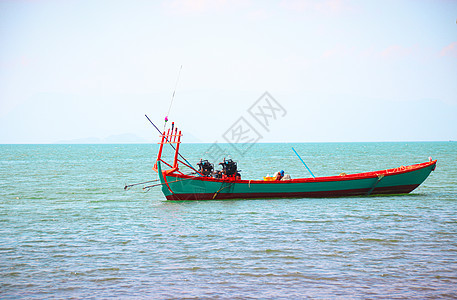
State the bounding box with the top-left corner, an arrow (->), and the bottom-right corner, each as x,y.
151,123 -> 436,201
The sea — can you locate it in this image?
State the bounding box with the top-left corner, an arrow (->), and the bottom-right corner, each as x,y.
1,142 -> 456,299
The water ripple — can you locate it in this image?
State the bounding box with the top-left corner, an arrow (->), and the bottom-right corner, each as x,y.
1,143 -> 456,299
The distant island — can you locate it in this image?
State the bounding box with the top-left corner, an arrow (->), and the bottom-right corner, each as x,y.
56,131 -> 203,144
57,133 -> 148,144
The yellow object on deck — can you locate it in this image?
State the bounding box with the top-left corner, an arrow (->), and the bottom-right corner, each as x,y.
263,176 -> 276,181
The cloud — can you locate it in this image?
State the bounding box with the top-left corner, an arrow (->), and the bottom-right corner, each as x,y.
280,0 -> 348,14
380,45 -> 414,58
246,8 -> 269,20
319,44 -> 431,61
440,41 -> 457,58
163,0 -> 246,15
322,44 -> 355,58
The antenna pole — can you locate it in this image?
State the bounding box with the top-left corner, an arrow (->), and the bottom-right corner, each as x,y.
164,65 -> 182,131
292,147 -> 315,178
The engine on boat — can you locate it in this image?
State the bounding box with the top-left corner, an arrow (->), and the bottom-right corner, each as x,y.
219,159 -> 241,179
196,158 -> 241,179
197,159 -> 214,177
213,170 -> 222,179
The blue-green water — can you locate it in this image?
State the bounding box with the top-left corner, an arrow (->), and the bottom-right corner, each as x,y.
1,142 -> 456,299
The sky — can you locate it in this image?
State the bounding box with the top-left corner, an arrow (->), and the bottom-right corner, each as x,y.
1,0 -> 456,143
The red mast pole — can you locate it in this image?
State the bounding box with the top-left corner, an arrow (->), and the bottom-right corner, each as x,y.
153,130 -> 167,172
173,130 -> 182,169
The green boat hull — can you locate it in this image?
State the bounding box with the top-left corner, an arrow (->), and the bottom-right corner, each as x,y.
157,160 -> 436,200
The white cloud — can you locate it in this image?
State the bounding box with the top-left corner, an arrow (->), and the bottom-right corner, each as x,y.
440,41 -> 457,58
280,0 -> 351,14
162,0 -> 248,15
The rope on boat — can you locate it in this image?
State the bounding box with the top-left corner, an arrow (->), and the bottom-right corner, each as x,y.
124,179 -> 160,190
366,174 -> 384,196
212,182 -> 234,199
142,177 -> 198,192
125,172 -> 195,191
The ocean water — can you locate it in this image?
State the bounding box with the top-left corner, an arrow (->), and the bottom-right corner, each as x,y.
1,142 -> 456,299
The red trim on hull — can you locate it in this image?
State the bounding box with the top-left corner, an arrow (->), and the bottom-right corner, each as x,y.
165,184 -> 420,200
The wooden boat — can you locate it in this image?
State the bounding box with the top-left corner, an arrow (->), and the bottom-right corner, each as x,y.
153,125 -> 436,200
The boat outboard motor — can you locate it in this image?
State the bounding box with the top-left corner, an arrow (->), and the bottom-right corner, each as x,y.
219,159 -> 240,178
197,159 -> 214,177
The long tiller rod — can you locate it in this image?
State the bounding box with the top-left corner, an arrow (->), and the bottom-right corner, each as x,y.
145,114 -> 199,174
292,147 -> 316,178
